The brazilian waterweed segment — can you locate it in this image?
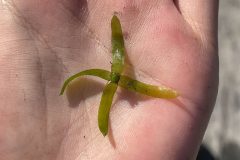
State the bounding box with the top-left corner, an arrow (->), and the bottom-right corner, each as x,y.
60,15 -> 179,136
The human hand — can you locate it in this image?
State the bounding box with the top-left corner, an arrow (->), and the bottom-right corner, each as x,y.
0,0 -> 218,159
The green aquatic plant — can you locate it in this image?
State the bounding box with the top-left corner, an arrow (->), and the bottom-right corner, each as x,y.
60,15 -> 179,136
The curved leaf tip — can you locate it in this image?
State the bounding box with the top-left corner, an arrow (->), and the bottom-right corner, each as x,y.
59,69 -> 111,96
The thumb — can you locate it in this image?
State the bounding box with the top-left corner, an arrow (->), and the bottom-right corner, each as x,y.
175,0 -> 219,41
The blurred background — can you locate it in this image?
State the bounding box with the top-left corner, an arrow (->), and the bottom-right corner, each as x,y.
197,0 -> 240,159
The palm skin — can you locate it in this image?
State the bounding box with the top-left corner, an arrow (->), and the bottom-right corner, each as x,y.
0,0 -> 218,160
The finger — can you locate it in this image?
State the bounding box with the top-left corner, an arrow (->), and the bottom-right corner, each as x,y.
175,0 -> 219,39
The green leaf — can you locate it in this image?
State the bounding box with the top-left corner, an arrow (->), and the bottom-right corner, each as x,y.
60,69 -> 111,95
98,82 -> 118,136
60,68 -> 178,98
60,15 -> 179,137
111,15 -> 125,76
119,75 -> 179,98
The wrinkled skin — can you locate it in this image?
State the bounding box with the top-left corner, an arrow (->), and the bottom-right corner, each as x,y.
0,0 -> 218,160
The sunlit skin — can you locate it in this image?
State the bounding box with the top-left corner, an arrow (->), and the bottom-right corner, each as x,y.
60,15 -> 178,136
0,1 -> 218,160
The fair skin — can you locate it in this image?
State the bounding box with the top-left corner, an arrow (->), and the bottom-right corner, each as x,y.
0,0 -> 218,160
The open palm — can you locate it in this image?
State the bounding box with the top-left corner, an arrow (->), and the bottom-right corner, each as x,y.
0,0 -> 218,159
